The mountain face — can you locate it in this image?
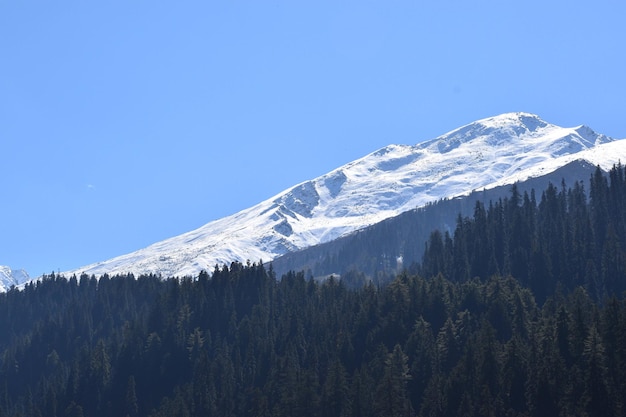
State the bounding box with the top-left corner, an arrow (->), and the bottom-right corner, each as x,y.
0,266 -> 30,292
270,159 -> 602,280
64,112 -> 626,278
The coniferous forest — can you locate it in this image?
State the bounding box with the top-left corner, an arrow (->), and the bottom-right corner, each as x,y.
1,166 -> 626,416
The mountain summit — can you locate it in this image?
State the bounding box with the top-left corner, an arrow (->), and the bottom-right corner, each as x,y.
428,112 -> 609,152
63,113 -> 625,278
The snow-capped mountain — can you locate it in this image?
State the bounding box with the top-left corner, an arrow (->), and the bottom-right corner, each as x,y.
63,112 -> 626,278
0,266 -> 30,292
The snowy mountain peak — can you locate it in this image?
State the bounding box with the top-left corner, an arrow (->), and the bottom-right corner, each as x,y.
422,112 -> 551,154
0,266 -> 30,292
58,113 -> 626,280
573,124 -> 613,146
476,112 -> 548,131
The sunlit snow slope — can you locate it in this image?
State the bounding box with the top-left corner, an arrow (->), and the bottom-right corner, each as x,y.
64,112 -> 626,278
0,266 -> 30,292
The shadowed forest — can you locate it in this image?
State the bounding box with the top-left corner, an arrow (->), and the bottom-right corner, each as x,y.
1,165 -> 626,417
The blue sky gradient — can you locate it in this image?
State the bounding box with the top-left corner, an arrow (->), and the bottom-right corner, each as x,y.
2,1 -> 625,275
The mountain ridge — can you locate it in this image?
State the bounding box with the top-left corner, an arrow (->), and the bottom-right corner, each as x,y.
59,112 -> 626,279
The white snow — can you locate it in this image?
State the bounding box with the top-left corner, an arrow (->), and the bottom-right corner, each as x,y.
57,112 -> 626,279
0,266 -> 30,292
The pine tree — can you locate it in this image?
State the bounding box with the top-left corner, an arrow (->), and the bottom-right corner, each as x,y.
374,345 -> 412,417
582,326 -> 612,417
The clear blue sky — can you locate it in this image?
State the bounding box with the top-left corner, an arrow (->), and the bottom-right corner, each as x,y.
2,1 -> 625,276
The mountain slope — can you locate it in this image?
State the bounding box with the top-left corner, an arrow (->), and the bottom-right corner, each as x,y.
64,112 -> 625,278
270,159 -> 601,280
0,266 -> 30,292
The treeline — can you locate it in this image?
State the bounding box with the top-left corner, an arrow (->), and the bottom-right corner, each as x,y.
419,164 -> 626,302
0,266 -> 625,416
0,165 -> 626,416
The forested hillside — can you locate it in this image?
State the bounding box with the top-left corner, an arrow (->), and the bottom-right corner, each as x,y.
1,266 -> 625,417
418,164 -> 626,302
1,165 -> 626,416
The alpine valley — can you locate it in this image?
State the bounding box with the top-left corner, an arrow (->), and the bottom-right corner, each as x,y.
60,112 -> 626,280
